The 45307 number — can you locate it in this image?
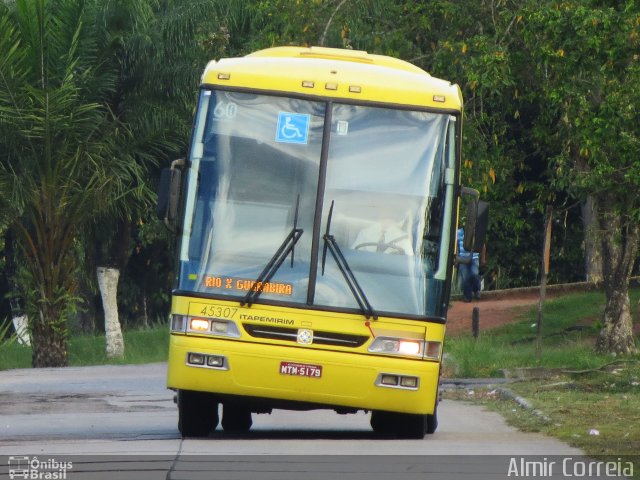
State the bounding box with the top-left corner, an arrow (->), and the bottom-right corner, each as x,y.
199,305 -> 238,319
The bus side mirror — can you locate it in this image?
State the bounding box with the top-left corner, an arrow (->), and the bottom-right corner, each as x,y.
461,187 -> 479,252
157,158 -> 185,232
473,200 -> 490,252
456,188 -> 490,265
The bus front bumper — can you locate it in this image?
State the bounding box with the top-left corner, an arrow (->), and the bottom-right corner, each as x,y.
167,334 -> 440,415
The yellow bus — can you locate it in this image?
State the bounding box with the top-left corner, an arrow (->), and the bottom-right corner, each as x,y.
158,46 -> 484,439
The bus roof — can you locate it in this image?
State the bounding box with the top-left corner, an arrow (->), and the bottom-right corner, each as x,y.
201,46 -> 462,111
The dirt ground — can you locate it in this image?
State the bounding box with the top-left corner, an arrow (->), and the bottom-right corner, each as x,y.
446,293 -> 542,336
446,290 -> 640,336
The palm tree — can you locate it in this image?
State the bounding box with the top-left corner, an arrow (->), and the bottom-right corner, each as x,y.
0,0 -> 260,366
0,0 -> 146,367
86,0 -> 257,356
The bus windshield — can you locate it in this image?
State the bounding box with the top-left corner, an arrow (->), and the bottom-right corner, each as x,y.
178,89 -> 454,318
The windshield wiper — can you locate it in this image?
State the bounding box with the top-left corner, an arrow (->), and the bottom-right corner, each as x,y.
242,196 -> 303,307
322,201 -> 378,320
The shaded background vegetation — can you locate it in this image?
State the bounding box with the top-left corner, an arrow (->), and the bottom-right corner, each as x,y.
1,0 -> 639,338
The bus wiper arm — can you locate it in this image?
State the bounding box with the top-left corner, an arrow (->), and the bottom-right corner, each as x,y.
242,195 -> 303,307
241,227 -> 303,307
322,201 -> 378,320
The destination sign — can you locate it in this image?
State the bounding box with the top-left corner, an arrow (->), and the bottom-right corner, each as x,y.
202,275 -> 293,296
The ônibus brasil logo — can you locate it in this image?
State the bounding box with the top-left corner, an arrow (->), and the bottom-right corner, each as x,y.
8,456 -> 72,479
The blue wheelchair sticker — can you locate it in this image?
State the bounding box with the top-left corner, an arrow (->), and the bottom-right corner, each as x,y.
276,112 -> 310,144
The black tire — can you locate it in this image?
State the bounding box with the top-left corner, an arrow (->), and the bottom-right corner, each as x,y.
370,410 -> 395,435
371,411 -> 426,439
426,385 -> 440,434
177,390 -> 219,438
425,411 -> 438,434
221,403 -> 253,433
397,413 -> 427,439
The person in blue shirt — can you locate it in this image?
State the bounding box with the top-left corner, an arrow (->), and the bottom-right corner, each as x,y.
457,227 -> 481,302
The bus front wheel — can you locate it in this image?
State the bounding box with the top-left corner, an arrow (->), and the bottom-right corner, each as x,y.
370,411 -> 426,439
222,403 -> 253,433
425,404 -> 438,434
177,390 -> 219,437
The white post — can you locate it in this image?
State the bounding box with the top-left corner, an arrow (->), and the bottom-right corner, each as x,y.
97,266 -> 125,358
12,315 -> 30,346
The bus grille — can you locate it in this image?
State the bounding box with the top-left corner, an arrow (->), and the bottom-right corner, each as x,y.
242,324 -> 368,348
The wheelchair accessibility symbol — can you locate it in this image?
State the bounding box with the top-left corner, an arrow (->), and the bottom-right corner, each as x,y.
276,112 -> 310,144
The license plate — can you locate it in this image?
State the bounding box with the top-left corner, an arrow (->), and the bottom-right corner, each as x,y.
279,361 -> 322,378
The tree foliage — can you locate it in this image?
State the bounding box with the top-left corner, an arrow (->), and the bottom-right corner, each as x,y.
0,0 -> 638,360
0,0 -> 147,366
246,0 -> 572,288
229,0 -> 640,354
0,0 -> 259,365
85,0 -> 258,330
521,0 -> 640,354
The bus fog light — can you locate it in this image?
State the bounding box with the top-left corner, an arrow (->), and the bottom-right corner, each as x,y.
381,374 -> 399,386
187,352 -> 205,365
190,318 -> 210,331
400,376 -> 418,388
377,373 -> 419,390
207,355 -> 224,367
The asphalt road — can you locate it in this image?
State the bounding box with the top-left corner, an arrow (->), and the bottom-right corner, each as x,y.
0,363 -> 588,479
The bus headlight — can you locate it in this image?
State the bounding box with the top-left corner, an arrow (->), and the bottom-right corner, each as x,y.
368,337 -> 425,358
171,315 -> 241,338
398,340 -> 422,356
211,320 -> 230,334
368,337 -> 442,360
190,318 -> 210,331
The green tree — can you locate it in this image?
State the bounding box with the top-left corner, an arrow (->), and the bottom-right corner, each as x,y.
0,0 -> 147,367
249,0 -> 401,51
401,1 -> 542,288
247,1 -> 566,289
80,0 -> 256,353
523,0 -> 639,355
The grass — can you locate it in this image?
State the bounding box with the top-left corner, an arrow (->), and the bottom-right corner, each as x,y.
447,367 -> 640,479
444,287 -> 640,477
0,324 -> 169,370
502,373 -> 639,456
445,289 -> 639,377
